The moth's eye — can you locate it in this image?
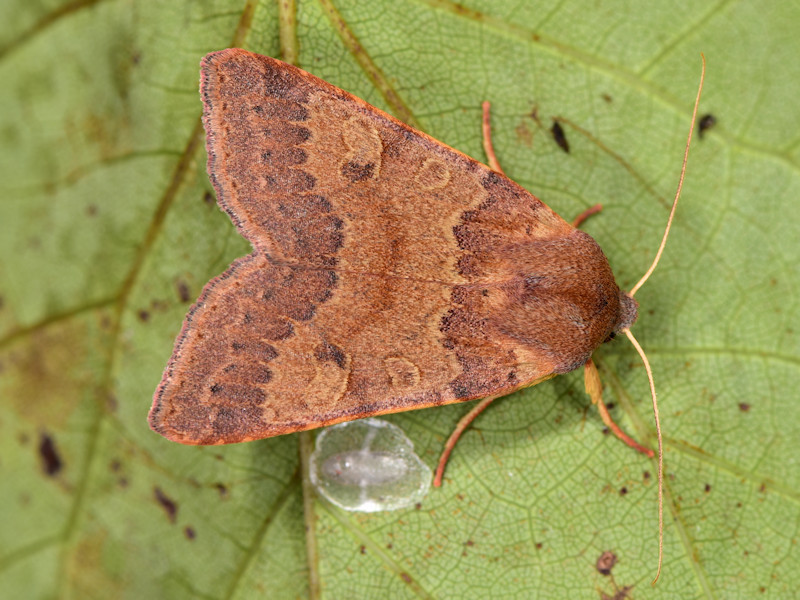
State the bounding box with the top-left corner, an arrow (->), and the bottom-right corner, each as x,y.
309,419 -> 431,512
604,332 -> 617,343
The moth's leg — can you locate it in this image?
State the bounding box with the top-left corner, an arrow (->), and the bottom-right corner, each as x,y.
433,392 -> 504,487
482,101 -> 507,175
483,103 -> 602,230
571,204 -> 603,228
584,358 -> 654,457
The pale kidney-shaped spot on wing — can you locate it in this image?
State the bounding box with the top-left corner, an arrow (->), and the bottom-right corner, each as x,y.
384,356 -> 422,389
340,117 -> 383,181
415,158 -> 451,190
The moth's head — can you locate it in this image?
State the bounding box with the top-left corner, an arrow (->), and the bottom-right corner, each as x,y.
614,291 -> 639,333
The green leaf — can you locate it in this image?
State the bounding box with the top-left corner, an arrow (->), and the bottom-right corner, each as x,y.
2,0 -> 799,598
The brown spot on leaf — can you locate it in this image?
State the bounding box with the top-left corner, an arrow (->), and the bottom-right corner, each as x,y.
7,319 -> 97,427
551,120 -> 569,153
184,526 -> 196,540
601,587 -> 631,600
176,279 -> 191,303
739,402 -> 750,412
39,433 -> 62,476
154,487 -> 178,523
698,113 -> 717,138
596,550 -> 617,575
70,529 -> 122,596
515,121 -> 533,147
105,393 -> 119,413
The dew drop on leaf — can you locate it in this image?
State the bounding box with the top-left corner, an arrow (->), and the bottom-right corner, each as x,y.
309,418 -> 432,512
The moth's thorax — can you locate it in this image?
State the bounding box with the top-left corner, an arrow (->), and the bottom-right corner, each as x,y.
489,229 -> 630,374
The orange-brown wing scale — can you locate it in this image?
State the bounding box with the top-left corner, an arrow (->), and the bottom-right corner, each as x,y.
149,49 -> 633,445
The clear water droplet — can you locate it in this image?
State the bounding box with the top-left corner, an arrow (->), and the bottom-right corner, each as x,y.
309,418 -> 432,512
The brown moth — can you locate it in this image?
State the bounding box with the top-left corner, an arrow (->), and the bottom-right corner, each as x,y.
150,47 -> 644,444
149,48 -> 704,579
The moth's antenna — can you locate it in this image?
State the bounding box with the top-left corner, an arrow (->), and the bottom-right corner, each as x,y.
622,54 -> 706,586
623,327 -> 664,584
629,55 -> 706,298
